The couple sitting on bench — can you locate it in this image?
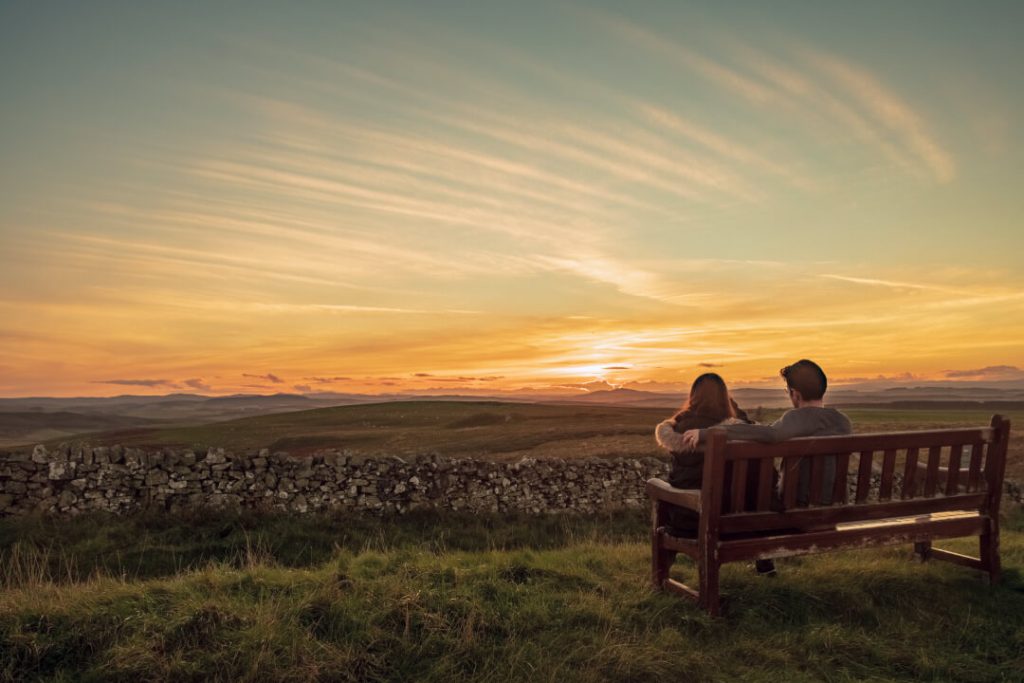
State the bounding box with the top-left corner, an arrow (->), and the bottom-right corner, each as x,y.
654,359 -> 851,575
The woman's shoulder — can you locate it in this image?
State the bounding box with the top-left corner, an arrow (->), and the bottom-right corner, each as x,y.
670,412 -> 725,431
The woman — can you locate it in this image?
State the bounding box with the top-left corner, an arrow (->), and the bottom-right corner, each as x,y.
654,373 -> 752,537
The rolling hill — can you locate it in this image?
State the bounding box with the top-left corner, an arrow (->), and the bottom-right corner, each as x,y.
5,400 -> 1020,480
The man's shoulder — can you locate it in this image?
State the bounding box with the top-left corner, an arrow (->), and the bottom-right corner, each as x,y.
782,406 -> 852,435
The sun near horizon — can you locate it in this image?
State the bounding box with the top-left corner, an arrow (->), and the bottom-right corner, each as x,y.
2,1 -> 1022,398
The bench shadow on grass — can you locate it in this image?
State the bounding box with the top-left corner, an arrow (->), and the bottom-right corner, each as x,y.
662,538 -> 1024,624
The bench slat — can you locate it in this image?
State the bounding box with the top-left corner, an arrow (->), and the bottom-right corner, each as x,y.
879,449 -> 897,501
756,458 -> 775,511
718,492 -> 987,534
730,459 -> 748,513
809,456 -> 825,506
663,578 -> 700,601
659,532 -> 699,554
782,456 -> 800,509
967,442 -> 984,492
718,513 -> 988,563
833,452 -> 850,504
928,548 -> 984,570
924,446 -> 942,497
901,447 -> 920,499
722,427 -> 994,460
946,444 -> 964,496
856,450 -> 873,503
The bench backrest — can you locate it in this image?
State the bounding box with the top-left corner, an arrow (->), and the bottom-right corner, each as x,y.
700,415 -> 1011,535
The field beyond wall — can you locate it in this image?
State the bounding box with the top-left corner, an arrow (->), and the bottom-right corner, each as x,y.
22,400 -> 1024,481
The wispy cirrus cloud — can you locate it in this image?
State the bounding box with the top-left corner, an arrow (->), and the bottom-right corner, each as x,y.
243,373 -> 284,384
582,8 -> 954,186
818,273 -> 964,294
579,8 -> 774,105
183,378 -> 213,392
557,379 -> 618,392
638,104 -> 813,189
945,365 -> 1023,379
803,48 -> 955,183
92,378 -> 176,387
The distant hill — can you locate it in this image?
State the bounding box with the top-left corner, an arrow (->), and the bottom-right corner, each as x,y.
0,393 -> 355,434
13,400 -> 671,461
834,400 -> 1024,411
0,411 -> 160,448
544,388 -> 682,405
4,382 -> 1024,450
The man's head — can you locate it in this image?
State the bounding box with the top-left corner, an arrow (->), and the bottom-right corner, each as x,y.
780,359 -> 827,407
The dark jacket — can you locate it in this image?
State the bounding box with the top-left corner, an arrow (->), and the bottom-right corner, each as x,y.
654,403 -> 756,535
655,402 -> 753,489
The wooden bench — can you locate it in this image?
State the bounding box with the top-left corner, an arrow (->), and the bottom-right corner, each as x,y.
647,415 -> 1011,616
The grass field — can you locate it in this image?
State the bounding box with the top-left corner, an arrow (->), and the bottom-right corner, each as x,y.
28,400 -> 1024,482
1,508 -> 1022,682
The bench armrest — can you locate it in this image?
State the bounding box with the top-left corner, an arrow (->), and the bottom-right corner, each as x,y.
646,478 -> 702,511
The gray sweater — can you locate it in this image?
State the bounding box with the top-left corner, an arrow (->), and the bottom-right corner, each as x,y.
704,406 -> 852,506
717,406 -> 852,443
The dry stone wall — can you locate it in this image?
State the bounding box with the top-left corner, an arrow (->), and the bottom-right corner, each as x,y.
0,444 -> 667,517
1,444 -> 1019,518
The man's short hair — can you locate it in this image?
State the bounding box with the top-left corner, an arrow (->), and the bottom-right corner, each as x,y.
780,359 -> 827,401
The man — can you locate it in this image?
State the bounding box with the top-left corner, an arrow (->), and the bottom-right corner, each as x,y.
680,359 -> 852,575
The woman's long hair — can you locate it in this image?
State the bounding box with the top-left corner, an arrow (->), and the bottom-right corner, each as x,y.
673,372 -> 736,421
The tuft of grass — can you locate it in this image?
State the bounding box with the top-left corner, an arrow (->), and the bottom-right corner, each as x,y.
0,509 -> 1022,682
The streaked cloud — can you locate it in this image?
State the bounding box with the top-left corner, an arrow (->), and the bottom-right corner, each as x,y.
818,274 -> 963,294
584,8 -> 954,186
93,379 -> 177,388
243,373 -> 284,384
945,365 -> 1024,379
557,379 -> 618,392
183,378 -> 213,392
804,48 -> 955,183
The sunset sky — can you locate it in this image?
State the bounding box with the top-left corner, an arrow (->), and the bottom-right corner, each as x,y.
2,1 -> 1022,397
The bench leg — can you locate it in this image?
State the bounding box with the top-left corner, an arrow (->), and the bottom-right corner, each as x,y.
651,529 -> 677,588
980,529 -> 1001,584
698,552 -> 721,617
913,540 -> 931,562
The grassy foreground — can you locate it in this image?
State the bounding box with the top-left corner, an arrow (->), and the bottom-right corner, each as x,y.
1,509 -> 1023,682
